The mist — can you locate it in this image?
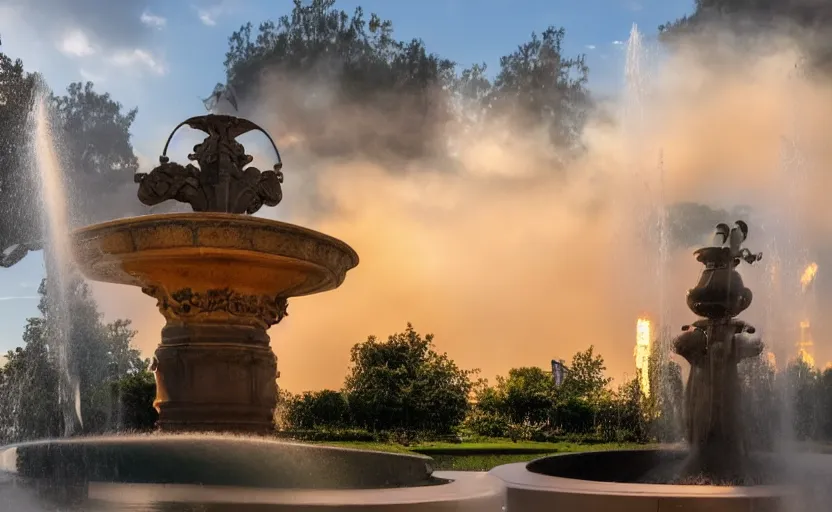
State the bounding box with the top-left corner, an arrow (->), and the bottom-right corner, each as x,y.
92,22 -> 832,393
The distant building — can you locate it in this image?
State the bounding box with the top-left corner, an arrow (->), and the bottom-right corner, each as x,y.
551,359 -> 567,386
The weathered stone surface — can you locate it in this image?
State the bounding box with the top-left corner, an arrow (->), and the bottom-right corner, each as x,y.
70,213 -> 358,433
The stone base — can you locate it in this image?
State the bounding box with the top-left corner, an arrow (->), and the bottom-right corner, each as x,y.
487,450 -> 832,511
153,323 -> 277,434
0,437 -> 505,511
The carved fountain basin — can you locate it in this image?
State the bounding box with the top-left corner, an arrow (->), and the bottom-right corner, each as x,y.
70,212 -> 360,433
70,212 -> 359,323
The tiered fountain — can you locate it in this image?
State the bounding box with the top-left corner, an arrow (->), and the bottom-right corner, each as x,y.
0,115 -> 503,510
490,221 -> 832,511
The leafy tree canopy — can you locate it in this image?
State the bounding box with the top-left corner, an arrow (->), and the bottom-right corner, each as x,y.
560,345 -> 612,402
0,278 -> 148,442
660,0 -> 832,35
344,323 -> 476,434
0,38 -> 139,252
217,0 -> 589,160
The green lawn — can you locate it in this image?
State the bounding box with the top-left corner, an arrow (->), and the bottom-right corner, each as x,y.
314,439 -> 650,471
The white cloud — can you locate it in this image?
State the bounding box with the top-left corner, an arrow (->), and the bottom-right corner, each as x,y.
140,11 -> 167,29
110,48 -> 167,76
0,296 -> 39,301
79,68 -> 105,83
586,45 -> 596,50
198,10 -> 218,26
195,2 -> 233,27
612,40 -> 624,46
58,29 -> 96,57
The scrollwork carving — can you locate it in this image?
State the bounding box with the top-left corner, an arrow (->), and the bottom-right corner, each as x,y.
134,114 -> 284,215
142,285 -> 289,329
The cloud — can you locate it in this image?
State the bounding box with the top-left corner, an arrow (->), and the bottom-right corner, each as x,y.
140,11 -> 166,30
58,30 -> 96,57
195,1 -> 232,27
586,44 -> 597,50
0,296 -> 38,301
79,68 -> 106,83
613,40 -> 625,46
198,10 -> 218,26
6,0 -> 154,49
110,48 -> 167,76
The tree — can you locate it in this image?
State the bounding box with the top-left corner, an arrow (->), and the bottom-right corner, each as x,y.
220,0 -> 454,159
786,357 -> 821,440
480,27 -> 589,151
658,0 -> 832,70
0,40 -> 39,251
0,40 -> 139,252
596,376 -> 649,443
560,346 -> 612,402
646,336 -> 684,442
344,323 -> 475,434
493,367 -> 557,425
53,82 -> 139,225
112,365 -> 157,432
738,353 -> 778,449
660,0 -> 832,35
285,389 -> 350,429
0,317 -> 60,443
219,1 -> 590,162
0,278 -> 148,441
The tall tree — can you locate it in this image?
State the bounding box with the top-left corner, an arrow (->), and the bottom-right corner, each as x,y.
219,1 -> 590,162
658,0 -> 832,69
219,0 -> 454,159
0,40 -> 139,253
482,27 -> 589,151
344,323 -> 475,434
560,345 -> 612,402
53,81 -> 139,225
0,278 -> 147,441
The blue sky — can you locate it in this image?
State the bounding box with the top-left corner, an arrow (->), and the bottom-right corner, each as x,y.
0,0 -> 693,355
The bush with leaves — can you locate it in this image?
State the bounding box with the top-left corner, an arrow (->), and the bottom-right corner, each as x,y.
344,323 -> 476,435
285,389 -> 351,429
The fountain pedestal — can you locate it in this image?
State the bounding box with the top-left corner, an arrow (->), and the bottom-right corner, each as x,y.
152,323 -> 278,433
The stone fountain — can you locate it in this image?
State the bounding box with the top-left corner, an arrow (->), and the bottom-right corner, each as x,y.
673,220 -> 764,483
0,114 -> 504,510
77,114 -> 358,434
490,221 -> 832,511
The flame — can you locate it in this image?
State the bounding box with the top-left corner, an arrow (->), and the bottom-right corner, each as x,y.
798,349 -> 816,368
635,318 -> 652,397
801,262 -> 819,292
798,320 -> 816,368
766,352 -> 777,367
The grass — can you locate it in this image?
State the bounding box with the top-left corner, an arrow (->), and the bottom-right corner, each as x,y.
313,438 -> 650,471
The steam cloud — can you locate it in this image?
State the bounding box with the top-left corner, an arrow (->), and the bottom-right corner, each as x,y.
94,21 -> 832,392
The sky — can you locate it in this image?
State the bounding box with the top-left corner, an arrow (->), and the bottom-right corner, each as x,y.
0,0 -> 694,376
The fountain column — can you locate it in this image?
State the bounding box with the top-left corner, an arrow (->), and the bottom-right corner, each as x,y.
144,285 -> 285,433
673,221 -> 764,481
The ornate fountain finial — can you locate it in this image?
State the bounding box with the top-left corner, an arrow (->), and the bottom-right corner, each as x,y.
673,220 -> 764,483
133,115 -> 284,214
